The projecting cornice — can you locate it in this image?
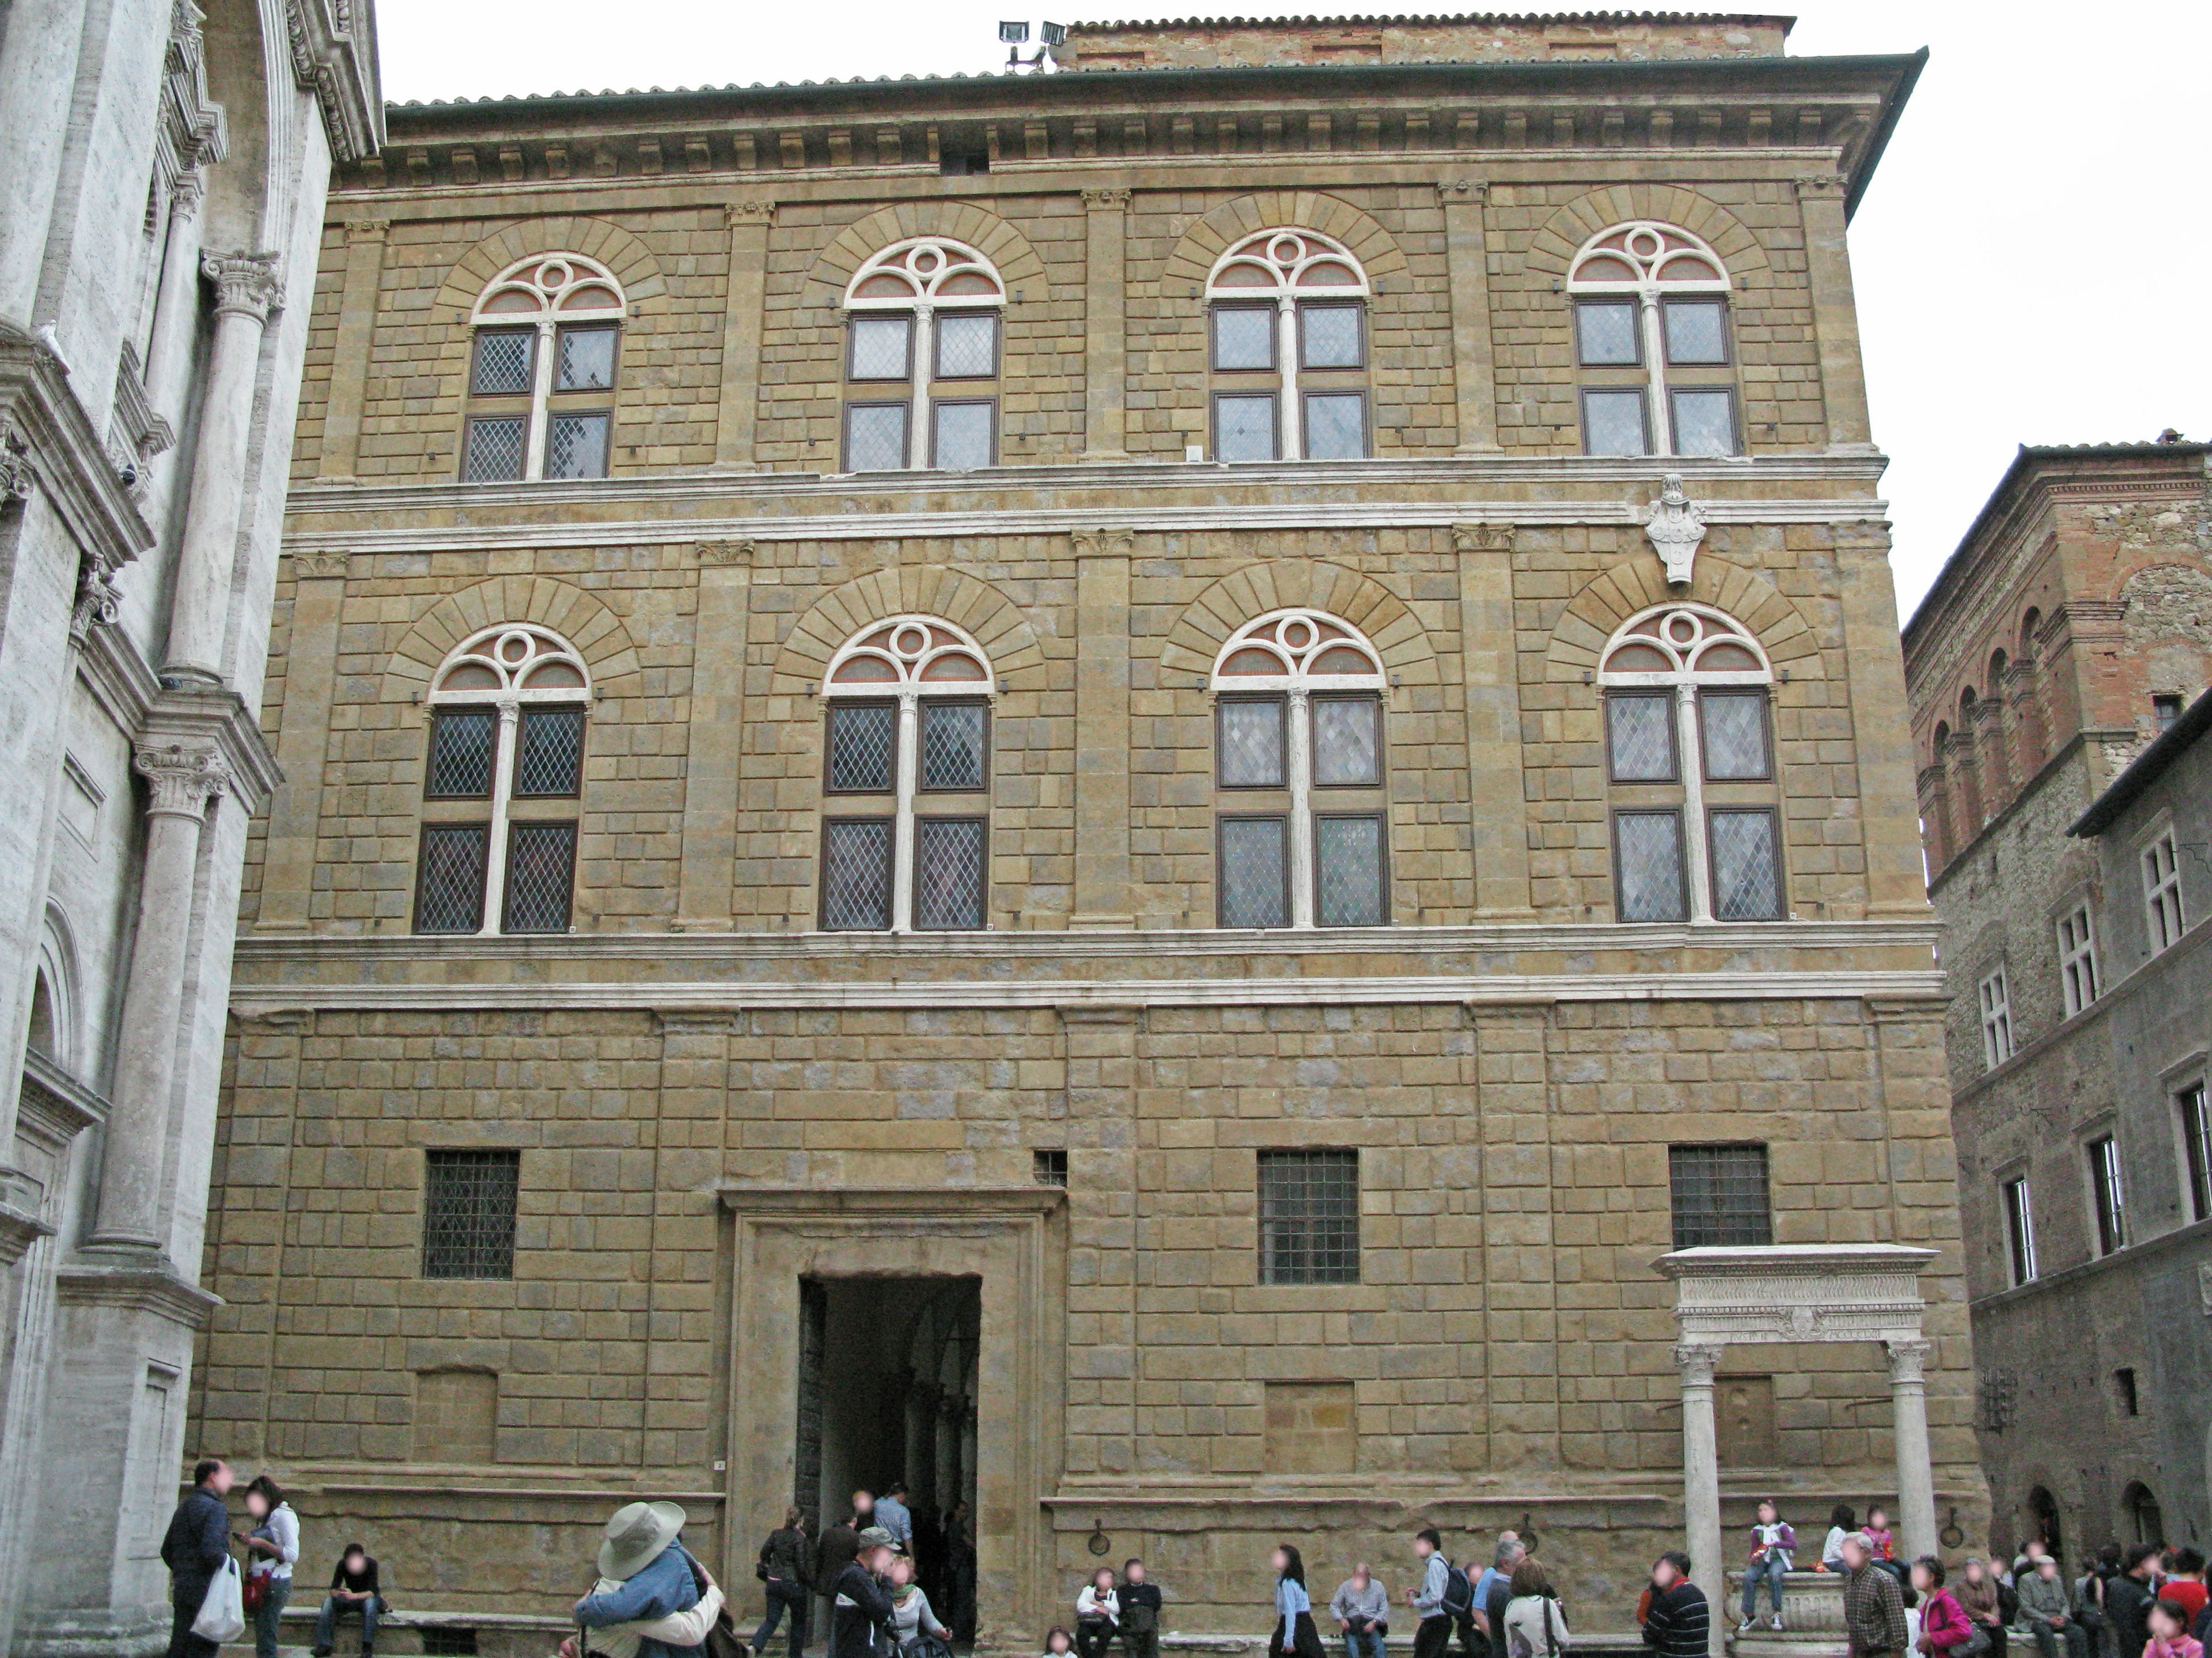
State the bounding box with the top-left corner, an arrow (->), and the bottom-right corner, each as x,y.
0,324 -> 154,575
284,0 -> 384,164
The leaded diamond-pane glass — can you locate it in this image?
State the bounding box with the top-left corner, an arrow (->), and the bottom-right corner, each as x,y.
1575,299 -> 1640,366
820,819 -> 892,931
1663,299 -> 1729,366
934,312 -> 998,379
1259,1149 -> 1360,1284
1312,697 -> 1381,787
501,821 -> 576,934
1607,694 -> 1677,781
472,329 -> 535,394
1301,303 -> 1363,369
556,324 -> 617,390
850,316 -> 912,381
827,703 -> 896,793
415,824 -> 488,934
1582,388 -> 1649,457
1212,306 -> 1274,371
914,817 -> 987,930
514,706 -> 586,796
464,417 -> 527,482
1709,808 -> 1783,921
1614,809 -> 1687,923
920,701 -> 987,791
1669,1143 -> 1772,1248
1315,814 -> 1386,927
423,1149 -> 520,1279
1699,690 -> 1770,780
932,400 -> 994,470
1218,816 -> 1288,928
1303,392 -> 1367,461
1215,394 -> 1278,462
546,412 -> 609,479
844,403 -> 909,471
1218,699 -> 1286,788
426,709 -> 497,798
1671,389 -> 1738,457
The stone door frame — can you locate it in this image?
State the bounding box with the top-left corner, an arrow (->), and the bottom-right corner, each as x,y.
1656,1244 -> 1940,1658
719,1186 -> 1067,1646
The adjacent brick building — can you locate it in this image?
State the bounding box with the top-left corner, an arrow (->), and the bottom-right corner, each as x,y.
192,13 -> 1982,1645
1903,441 -> 2212,1561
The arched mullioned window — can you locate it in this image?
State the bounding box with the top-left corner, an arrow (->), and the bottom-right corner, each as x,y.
414,624 -> 591,936
1598,604 -> 1784,923
819,616 -> 995,932
1568,222 -> 1741,459
842,239 -> 1007,473
1206,229 -> 1372,464
1209,609 -> 1389,928
463,253 -> 626,483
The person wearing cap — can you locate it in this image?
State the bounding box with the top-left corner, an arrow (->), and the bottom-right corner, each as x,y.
831,1527 -> 900,1658
574,1501 -> 706,1658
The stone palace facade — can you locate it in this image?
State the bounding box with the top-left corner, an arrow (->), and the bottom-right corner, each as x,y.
188,13 -> 1983,1645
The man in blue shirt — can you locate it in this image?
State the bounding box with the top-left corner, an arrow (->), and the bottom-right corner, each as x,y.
575,1501 -> 704,1658
875,1484 -> 913,1553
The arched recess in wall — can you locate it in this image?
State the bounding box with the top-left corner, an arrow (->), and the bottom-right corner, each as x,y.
770,565 -> 1047,696
1522,185 -> 1775,295
1543,554 -> 1821,687
28,904 -> 82,1076
380,576 -> 643,705
1157,560 -> 1437,690
805,203 -> 1052,312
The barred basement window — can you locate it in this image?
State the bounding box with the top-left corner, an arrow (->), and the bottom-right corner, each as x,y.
422,1149 -> 520,1280
463,254 -> 624,482
1258,1149 -> 1360,1284
1205,229 -> 1371,462
1668,1144 -> 1772,1248
1033,1148 -> 1069,1188
1569,222 -> 1742,457
842,238 -> 1005,472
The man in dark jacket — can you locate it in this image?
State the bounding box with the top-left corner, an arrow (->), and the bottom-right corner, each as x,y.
817,1511 -> 864,1648
2103,1546 -> 2162,1658
830,1527 -> 897,1658
1840,1535 -> 1908,1658
161,1459 -> 234,1658
1643,1553 -> 1710,1658
754,1507 -> 815,1658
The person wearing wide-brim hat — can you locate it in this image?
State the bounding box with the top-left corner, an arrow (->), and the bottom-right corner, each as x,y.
830,1527 -> 901,1658
571,1502 -> 714,1658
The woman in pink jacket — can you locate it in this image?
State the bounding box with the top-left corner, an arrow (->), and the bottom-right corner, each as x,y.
1911,1558 -> 1979,1658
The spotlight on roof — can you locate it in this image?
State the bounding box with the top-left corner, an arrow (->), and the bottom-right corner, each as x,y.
1040,21 -> 1067,45
999,20 -> 1029,43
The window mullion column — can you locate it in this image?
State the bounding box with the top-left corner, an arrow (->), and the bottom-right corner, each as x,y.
1288,687 -> 1315,927
479,701 -> 520,935
1676,683 -> 1711,922
1641,291 -> 1672,456
524,318 -> 557,479
910,304 -> 934,470
1277,298 -> 1302,461
891,690 -> 920,932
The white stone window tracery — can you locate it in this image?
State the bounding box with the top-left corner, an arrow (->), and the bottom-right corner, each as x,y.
1599,604 -> 1784,924
820,616 -> 995,932
416,625 -> 592,936
1568,222 -> 1740,459
1205,229 -> 1372,464
464,253 -> 627,483
842,239 -> 1007,473
1210,609 -> 1389,929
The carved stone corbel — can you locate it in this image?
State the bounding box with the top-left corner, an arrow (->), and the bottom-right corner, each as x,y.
70,559 -> 123,645
0,423 -> 32,506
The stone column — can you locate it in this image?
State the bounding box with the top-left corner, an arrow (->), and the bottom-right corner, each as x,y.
676,540 -> 755,929
317,218 -> 390,478
1834,521 -> 1934,919
1675,1341 -> 1726,1658
1453,525 -> 1533,917
1069,530 -> 1134,929
89,742 -> 229,1251
1794,176 -> 1874,453
254,552 -> 349,929
0,0 -> 88,329
1885,1337 -> 1938,1560
165,253 -> 282,685
1080,189 -> 1130,461
714,201 -> 774,469
1438,179 -> 1501,454
142,177 -> 209,420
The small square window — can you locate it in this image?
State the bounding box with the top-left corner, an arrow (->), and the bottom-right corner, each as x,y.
1217,697 -> 1286,788
1033,1148 -> 1068,1187
849,316 -> 913,381
1699,690 -> 1772,780
1669,388 -> 1739,458
1302,392 -> 1368,461
1314,813 -> 1388,927
820,818 -> 894,931
844,402 -> 910,472
931,399 -> 996,471
1300,303 -> 1365,370
555,324 -> 618,391
826,702 -> 897,794
1574,298 -> 1641,366
463,416 -> 527,483
2153,694 -> 2183,732
1311,696 -> 1382,787
1211,305 -> 1275,372
513,707 -> 586,798
934,312 -> 999,380
1258,1149 -> 1360,1285
1708,808 -> 1783,922
546,412 -> 610,480
415,824 -> 489,935
471,328 -> 536,396
919,700 -> 989,792
1214,393 -> 1279,463
1662,299 -> 1730,366
1218,815 -> 1289,928
426,709 -> 498,799
1606,693 -> 1677,783
1581,388 -> 1650,457
502,821 -> 577,934
1613,808 -> 1687,923
1668,1143 -> 1772,1248
423,1149 -> 520,1280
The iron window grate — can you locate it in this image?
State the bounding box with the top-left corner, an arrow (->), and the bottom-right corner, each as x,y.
415,824 -> 489,934
421,1630 -> 479,1658
426,710 -> 497,799
501,822 -> 577,935
1259,1149 -> 1360,1284
423,1149 -> 520,1280
1033,1149 -> 1068,1188
514,707 -> 586,798
1668,1143 -> 1772,1248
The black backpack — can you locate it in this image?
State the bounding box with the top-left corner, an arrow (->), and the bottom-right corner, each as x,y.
1442,1562 -> 1475,1619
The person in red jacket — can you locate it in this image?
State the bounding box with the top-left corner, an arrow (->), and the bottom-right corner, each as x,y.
1912,1558 -> 1976,1658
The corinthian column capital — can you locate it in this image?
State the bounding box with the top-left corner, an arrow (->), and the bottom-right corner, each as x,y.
1885,1336 -> 1933,1386
134,742 -> 231,818
201,252 -> 285,321
1672,1342 -> 1722,1387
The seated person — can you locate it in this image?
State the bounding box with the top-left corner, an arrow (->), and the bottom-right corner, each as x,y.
312,1545 -> 382,1658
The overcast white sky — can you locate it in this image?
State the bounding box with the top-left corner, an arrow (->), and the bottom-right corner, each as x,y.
374,1 -> 2212,621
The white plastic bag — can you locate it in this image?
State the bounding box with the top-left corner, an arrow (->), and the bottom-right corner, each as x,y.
192,1558 -> 247,1644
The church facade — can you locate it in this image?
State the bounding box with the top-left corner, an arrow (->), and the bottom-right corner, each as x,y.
193,14 -> 1980,1644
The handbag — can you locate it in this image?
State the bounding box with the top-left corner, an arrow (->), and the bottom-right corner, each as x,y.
192,1559 -> 247,1644
242,1569 -> 268,1614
